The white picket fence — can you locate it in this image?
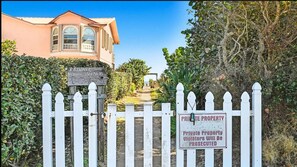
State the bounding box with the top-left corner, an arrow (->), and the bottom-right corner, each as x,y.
175,82 -> 262,167
106,103 -> 173,167
42,82 -> 262,167
42,82 -> 98,167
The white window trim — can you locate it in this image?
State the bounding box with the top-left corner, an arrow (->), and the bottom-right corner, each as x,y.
62,25 -> 79,50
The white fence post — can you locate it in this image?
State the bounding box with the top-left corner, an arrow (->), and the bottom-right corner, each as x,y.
162,103 -> 171,167
88,82 -> 97,167
252,83 -> 262,167
125,104 -> 135,167
55,92 -> 65,167
176,83 -> 185,167
107,104 -> 117,167
205,92 -> 215,167
223,92 -> 232,167
186,92 -> 197,167
42,83 -> 53,167
240,92 -> 250,167
73,92 -> 83,167
144,102 -> 153,166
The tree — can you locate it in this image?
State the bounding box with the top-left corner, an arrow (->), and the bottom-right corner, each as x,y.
1,40 -> 17,56
116,58 -> 151,89
183,1 -> 297,107
182,1 -> 297,165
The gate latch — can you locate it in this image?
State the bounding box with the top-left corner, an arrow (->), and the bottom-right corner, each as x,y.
190,113 -> 195,125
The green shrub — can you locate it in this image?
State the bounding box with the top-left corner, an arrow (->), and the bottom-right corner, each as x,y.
106,72 -> 132,103
1,55 -> 114,166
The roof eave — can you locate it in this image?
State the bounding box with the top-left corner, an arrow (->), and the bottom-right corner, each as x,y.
110,20 -> 120,44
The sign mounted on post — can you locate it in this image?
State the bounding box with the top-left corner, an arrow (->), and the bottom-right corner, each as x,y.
179,113 -> 227,149
68,67 -> 108,86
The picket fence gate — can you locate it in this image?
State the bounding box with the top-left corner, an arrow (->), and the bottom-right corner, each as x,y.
42,82 -> 262,167
106,103 -> 173,167
42,82 -> 98,167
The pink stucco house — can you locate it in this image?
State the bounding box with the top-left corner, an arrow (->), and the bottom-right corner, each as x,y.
1,10 -> 120,68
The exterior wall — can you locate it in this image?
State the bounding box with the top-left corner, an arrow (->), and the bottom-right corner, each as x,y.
100,25 -> 114,67
1,14 -> 51,58
1,12 -> 116,68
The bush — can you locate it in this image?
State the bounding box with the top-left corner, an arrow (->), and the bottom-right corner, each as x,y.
106,72 -> 132,103
1,54 -> 129,166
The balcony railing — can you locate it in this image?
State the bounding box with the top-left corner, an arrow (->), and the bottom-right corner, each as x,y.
81,44 -> 94,52
63,44 -> 78,50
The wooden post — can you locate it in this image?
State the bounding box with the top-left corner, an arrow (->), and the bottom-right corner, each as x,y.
69,86 -> 76,165
97,85 -> 105,166
88,83 -> 98,167
42,83 -> 53,167
176,83 -> 184,167
252,82 -> 262,167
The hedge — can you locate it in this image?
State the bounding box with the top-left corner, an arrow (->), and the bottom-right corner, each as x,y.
107,72 -> 132,102
1,54 -> 130,166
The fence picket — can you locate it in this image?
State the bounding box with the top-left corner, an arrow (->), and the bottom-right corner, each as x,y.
161,103 -> 171,167
55,92 -> 65,167
144,102 -> 153,166
88,83 -> 97,167
125,104 -> 135,167
42,83 -> 53,167
107,104 -> 117,167
186,92 -> 197,167
176,83 -> 185,167
223,92 -> 232,167
205,92 -> 215,167
73,92 -> 83,167
240,92 -> 250,167
252,83 -> 262,167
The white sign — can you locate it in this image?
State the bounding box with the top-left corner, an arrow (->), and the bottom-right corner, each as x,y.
179,113 -> 227,149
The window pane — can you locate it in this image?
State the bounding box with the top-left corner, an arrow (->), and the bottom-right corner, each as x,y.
53,40 -> 58,45
64,39 -> 77,44
53,28 -> 58,35
64,27 -> 77,34
64,35 -> 77,39
84,28 -> 94,36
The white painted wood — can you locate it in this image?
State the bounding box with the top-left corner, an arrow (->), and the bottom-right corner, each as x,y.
42,83 -> 53,167
186,91 -> 196,167
223,92 -> 232,167
88,82 -> 97,167
107,104 -> 117,167
115,110 -> 174,118
240,92 -> 250,167
162,103 -> 171,167
144,102 -> 153,167
205,92 -> 215,167
143,102 -> 153,166
50,110 -> 88,117
73,92 -> 83,167
252,83 -> 262,167
176,83 -> 185,167
55,92 -> 65,167
125,104 -> 135,167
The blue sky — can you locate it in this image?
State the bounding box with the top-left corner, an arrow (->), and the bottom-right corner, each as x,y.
2,1 -> 192,79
